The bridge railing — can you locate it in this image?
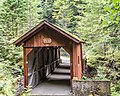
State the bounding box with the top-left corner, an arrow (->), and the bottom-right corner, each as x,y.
28,59 -> 61,77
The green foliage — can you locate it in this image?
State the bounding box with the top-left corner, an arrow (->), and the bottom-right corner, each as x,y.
0,62 -> 15,96
111,81 -> 120,96
0,0 -> 119,95
38,0 -> 55,23
0,0 -> 40,95
0,0 -> 28,37
52,0 -> 86,35
71,0 -> 120,94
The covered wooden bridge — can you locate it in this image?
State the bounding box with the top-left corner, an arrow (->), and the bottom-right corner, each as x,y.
14,20 -> 84,95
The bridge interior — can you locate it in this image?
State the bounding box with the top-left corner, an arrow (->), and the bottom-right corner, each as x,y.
27,47 -> 71,95
31,57 -> 71,95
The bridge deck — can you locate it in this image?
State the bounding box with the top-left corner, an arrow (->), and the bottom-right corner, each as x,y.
31,58 -> 71,96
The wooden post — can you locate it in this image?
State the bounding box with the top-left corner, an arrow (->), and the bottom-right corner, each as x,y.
77,44 -> 82,79
72,43 -> 82,80
70,52 -> 73,92
58,47 -> 60,59
23,47 -> 33,88
72,44 -> 77,78
23,47 -> 28,88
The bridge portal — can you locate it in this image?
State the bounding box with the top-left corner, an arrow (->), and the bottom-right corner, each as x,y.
14,20 -> 84,94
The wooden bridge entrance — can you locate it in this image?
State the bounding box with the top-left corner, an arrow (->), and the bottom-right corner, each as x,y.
14,20 -> 84,94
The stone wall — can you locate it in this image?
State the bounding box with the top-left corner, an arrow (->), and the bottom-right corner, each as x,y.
72,80 -> 110,96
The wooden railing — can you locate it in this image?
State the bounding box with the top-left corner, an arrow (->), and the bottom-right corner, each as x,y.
28,59 -> 61,77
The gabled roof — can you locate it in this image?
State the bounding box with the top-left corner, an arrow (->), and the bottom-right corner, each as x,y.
14,20 -> 84,46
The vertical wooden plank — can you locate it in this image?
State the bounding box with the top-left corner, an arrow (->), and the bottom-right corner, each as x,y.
43,48 -> 46,78
72,43 -> 77,78
36,48 -> 39,86
23,47 -> 33,88
23,47 -> 28,88
53,47 -> 56,69
72,43 -> 82,80
41,48 -> 44,79
56,47 -> 59,66
34,33 -> 41,46
70,53 -> 73,80
58,47 -> 60,59
76,44 -> 82,79
80,43 -> 83,69
70,52 -> 73,92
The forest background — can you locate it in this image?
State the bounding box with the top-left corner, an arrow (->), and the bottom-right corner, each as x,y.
0,0 -> 120,96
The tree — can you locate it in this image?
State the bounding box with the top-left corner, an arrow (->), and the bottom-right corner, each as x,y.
0,0 -> 29,37
0,0 -> 40,95
38,0 -> 55,23
52,0 -> 86,35
102,0 -> 120,95
26,0 -> 40,29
